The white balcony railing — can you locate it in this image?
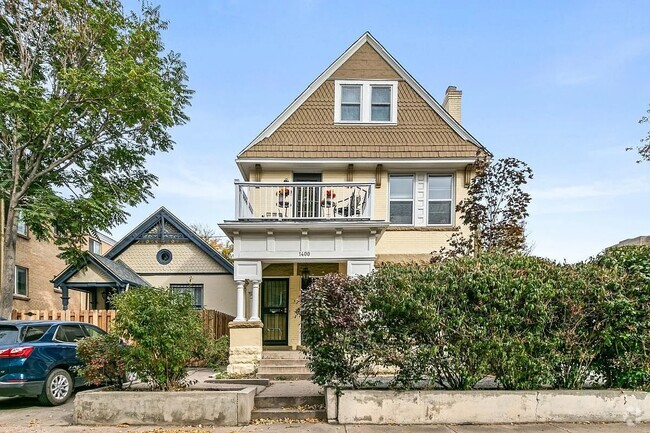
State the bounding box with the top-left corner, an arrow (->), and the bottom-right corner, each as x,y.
235,181 -> 374,221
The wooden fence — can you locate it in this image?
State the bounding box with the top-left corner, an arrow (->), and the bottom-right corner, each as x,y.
11,309 -> 234,339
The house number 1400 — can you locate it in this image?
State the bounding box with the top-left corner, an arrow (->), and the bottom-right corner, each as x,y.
299,251 -> 310,257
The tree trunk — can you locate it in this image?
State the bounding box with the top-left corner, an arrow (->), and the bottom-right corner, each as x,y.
0,202 -> 18,319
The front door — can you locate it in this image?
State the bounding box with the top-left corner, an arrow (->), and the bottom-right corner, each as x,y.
262,279 -> 289,346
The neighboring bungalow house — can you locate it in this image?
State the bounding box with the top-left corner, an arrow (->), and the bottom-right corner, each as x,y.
219,32 -> 491,374
0,200 -> 115,311
53,207 -> 236,315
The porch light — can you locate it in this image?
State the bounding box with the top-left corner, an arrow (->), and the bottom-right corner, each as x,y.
301,267 -> 310,281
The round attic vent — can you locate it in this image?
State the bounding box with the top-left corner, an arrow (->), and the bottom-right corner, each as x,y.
156,249 -> 172,265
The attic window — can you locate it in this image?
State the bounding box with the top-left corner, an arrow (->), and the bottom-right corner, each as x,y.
157,249 -> 173,265
334,80 -> 398,124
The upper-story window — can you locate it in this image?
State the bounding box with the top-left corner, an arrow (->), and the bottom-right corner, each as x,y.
89,238 -> 101,254
428,175 -> 454,225
334,80 -> 398,124
16,212 -> 27,237
389,175 -> 414,224
14,266 -> 28,297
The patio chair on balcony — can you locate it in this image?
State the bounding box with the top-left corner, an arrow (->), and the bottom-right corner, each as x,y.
336,187 -> 368,217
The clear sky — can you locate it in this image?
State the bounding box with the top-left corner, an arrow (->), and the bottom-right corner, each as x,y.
112,0 -> 650,263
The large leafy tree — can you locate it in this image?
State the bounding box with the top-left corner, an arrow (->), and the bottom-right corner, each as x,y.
0,0 -> 192,317
433,156 -> 533,260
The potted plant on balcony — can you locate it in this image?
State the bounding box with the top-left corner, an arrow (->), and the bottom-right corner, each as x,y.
277,187 -> 291,208
321,189 -> 336,208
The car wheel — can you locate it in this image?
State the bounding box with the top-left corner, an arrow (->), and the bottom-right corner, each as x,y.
38,368 -> 73,406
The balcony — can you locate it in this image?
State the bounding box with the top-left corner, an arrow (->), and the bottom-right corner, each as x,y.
235,181 -> 374,221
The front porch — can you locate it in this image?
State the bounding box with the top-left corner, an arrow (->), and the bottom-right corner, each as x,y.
226,260 -> 364,375
221,180 -> 389,375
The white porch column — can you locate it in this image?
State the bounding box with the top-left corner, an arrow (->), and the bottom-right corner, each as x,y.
234,280 -> 246,322
249,280 -> 261,322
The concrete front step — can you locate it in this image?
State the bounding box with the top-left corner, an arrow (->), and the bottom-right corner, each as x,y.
256,373 -> 313,380
251,408 -> 326,421
261,350 -> 306,360
255,395 -> 324,409
259,359 -> 308,367
258,366 -> 312,375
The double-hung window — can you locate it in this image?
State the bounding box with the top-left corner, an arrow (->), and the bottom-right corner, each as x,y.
335,80 -> 397,124
170,283 -> 204,309
15,266 -> 28,297
371,86 -> 392,121
340,85 -> 362,121
389,175 -> 414,224
428,175 -> 453,225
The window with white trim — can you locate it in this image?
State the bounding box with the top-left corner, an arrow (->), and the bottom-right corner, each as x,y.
389,175 -> 414,224
334,80 -> 398,124
428,175 -> 453,225
16,213 -> 27,237
89,238 -> 101,254
15,266 -> 28,297
170,283 -> 204,309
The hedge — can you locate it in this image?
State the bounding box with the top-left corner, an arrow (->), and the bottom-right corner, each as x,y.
300,246 -> 650,390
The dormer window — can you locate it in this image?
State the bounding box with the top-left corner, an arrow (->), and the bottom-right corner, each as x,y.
334,80 -> 398,124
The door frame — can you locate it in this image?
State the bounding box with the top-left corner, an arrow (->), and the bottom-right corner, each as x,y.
261,278 -> 290,346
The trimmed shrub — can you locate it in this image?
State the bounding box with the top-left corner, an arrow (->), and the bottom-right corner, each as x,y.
592,246 -> 650,389
300,247 -> 650,391
110,287 -> 206,390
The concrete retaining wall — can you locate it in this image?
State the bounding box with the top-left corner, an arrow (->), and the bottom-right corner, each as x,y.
74,387 -> 256,426
326,388 -> 650,425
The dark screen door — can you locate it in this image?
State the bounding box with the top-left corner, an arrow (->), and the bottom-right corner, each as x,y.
262,279 -> 289,345
293,173 -> 322,218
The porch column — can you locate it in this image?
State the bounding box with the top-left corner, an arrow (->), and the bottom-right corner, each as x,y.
234,280 -> 246,322
60,284 -> 70,311
249,280 -> 261,322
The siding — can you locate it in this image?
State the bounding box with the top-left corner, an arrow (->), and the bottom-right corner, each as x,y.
114,242 -> 229,274
239,43 -> 480,160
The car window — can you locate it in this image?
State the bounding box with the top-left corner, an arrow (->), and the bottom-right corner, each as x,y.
20,325 -> 51,342
83,325 -> 106,338
0,325 -> 18,344
54,325 -> 86,343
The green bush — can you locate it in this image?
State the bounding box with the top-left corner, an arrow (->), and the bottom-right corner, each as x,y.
300,247 -> 650,391
202,336 -> 230,370
110,287 -> 206,390
592,246 -> 650,389
300,273 -> 383,388
76,334 -> 130,389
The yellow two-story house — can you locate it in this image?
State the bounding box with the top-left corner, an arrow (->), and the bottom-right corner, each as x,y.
219,32 -> 490,374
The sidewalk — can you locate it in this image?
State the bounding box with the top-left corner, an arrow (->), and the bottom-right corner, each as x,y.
0,423 -> 647,433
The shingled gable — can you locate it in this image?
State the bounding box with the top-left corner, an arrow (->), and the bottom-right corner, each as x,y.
237,32 -> 489,164
52,253 -> 149,288
104,207 -> 234,274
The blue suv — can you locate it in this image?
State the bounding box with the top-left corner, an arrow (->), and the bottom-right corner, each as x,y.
0,321 -> 105,405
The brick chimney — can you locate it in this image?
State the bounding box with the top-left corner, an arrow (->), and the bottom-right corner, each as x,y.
442,86 -> 462,124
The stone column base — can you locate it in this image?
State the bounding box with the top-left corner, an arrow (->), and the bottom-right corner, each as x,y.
227,321 -> 263,376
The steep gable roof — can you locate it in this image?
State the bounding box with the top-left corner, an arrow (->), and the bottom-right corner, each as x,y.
52,253 -> 150,288
237,32 -> 490,163
105,207 -> 234,274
